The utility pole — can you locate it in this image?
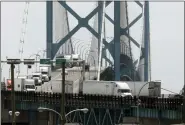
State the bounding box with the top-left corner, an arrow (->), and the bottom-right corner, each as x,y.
61,61 -> 66,125
6,58 -> 21,125
11,64 -> 16,125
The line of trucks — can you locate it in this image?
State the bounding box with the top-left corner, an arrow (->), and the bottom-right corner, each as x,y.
4,53 -> 162,99
5,54 -> 83,92
6,64 -> 52,92
51,80 -> 161,98
6,72 -> 161,99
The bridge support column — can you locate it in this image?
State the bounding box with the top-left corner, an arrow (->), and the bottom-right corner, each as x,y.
46,1 -> 53,59
114,1 -> 121,81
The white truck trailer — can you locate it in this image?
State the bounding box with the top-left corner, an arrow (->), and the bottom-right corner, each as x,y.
125,81 -> 161,97
14,78 -> 24,91
82,80 -> 133,97
51,79 -> 78,93
14,78 -> 36,92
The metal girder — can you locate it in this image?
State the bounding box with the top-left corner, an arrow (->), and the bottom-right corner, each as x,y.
46,1 -> 53,59
103,39 -> 114,59
143,1 -> 150,81
50,1 -> 112,59
102,48 -> 113,65
135,1 -> 143,8
104,1 -> 143,49
103,1 -> 143,62
53,108 -> 127,125
114,1 -> 121,81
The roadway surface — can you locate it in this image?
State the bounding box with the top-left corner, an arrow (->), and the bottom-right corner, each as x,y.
35,66 -> 104,93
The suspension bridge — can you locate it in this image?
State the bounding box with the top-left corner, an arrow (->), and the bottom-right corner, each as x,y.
1,1 -> 184,125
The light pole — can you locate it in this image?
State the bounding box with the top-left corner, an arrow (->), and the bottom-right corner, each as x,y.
137,80 -> 163,124
38,107 -> 88,123
8,111 -> 20,124
7,58 -> 21,125
9,111 -> 20,116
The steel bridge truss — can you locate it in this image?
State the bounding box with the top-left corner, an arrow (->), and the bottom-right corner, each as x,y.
46,1 -> 144,80
56,108 -> 127,125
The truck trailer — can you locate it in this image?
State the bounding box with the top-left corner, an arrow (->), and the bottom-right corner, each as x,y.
125,81 -> 161,97
51,79 -> 78,93
7,78 -> 36,92
82,80 -> 133,97
14,78 -> 24,91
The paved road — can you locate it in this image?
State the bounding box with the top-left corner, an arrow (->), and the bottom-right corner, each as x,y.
36,66 -> 99,93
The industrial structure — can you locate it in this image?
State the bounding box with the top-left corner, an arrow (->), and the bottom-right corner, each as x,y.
1,1 -> 184,125
46,1 -> 150,81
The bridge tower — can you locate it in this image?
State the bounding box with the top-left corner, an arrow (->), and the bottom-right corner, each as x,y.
46,1 -> 150,81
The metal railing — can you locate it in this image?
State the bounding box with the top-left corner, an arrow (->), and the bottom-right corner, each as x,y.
2,90 -> 183,110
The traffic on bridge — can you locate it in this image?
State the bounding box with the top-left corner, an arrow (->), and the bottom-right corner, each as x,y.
1,1 -> 184,125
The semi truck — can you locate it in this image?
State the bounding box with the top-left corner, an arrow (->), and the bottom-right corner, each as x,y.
82,80 -> 133,97
51,80 -> 133,97
32,72 -> 42,80
39,65 -> 51,82
63,54 -> 80,68
7,78 -> 36,92
23,79 -> 36,92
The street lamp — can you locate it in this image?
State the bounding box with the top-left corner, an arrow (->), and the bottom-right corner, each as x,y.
38,107 -> 88,122
136,80 -> 162,124
9,111 -> 20,117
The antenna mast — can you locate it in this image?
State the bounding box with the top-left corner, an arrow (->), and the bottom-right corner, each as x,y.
17,2 -> 30,76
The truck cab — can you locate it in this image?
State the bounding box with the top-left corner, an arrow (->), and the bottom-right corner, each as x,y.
114,82 -> 133,97
72,54 -> 80,66
39,65 -> 51,82
23,79 -> 36,92
32,72 -> 42,80
24,84 -> 35,92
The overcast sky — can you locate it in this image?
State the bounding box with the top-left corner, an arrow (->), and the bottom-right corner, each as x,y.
1,2 -> 184,94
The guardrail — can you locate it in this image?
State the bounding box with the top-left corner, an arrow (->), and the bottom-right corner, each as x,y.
2,90 -> 183,110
